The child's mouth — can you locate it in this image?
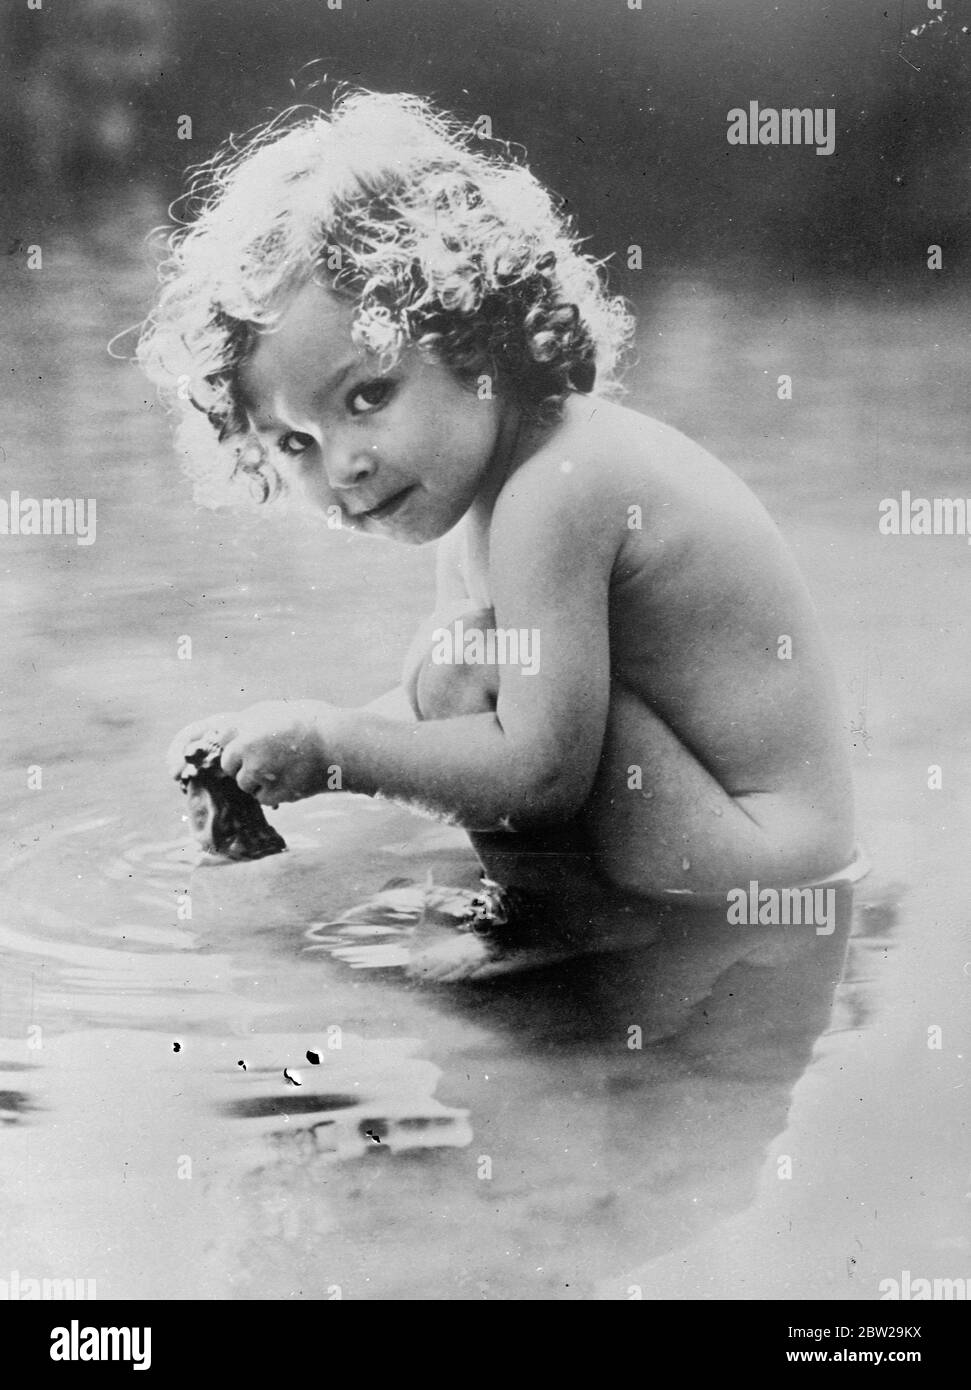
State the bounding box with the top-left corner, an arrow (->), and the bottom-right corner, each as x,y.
358,486 -> 416,522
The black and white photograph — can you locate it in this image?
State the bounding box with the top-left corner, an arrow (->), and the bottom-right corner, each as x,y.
1,0 -> 969,1332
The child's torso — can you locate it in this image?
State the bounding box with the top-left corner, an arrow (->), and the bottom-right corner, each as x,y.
455,396 -> 849,803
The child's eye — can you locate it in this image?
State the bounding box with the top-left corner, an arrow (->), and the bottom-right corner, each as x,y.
278,431 -> 314,457
348,379 -> 394,415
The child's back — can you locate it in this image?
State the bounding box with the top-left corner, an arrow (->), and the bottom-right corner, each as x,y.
433,391 -> 855,897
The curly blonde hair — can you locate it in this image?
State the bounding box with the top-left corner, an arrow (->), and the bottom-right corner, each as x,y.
137,89 -> 634,506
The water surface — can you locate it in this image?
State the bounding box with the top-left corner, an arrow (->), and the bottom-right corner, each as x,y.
1,237 -> 969,1299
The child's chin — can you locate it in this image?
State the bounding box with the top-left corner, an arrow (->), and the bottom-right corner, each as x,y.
367,516 -> 449,546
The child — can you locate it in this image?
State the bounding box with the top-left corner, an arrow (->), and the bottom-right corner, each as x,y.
139,90 -> 858,978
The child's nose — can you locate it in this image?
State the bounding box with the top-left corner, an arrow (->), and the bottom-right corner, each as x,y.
324,445 -> 378,491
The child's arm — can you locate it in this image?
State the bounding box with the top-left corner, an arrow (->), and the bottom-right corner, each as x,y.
361,686 -> 416,722
217,460 -> 619,829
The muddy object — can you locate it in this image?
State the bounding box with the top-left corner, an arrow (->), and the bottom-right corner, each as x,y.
177,738 -> 287,861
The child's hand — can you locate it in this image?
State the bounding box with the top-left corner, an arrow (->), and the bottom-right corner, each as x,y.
166,712 -> 239,780
166,701 -> 332,804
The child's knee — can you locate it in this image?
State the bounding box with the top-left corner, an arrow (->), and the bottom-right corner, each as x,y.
414,609 -> 499,720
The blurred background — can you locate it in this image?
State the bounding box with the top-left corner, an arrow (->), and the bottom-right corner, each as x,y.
1,0 -> 969,280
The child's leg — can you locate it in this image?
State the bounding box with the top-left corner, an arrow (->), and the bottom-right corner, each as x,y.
583,682 -> 855,897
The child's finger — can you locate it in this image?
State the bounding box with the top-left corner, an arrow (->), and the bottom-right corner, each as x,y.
227,756 -> 283,803
219,739 -> 245,781
166,712 -> 239,779
235,770 -> 259,796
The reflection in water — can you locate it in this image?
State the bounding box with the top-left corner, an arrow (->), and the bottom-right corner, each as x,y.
2,239 -> 969,1298
0,1089 -> 34,1125
220,1035 -> 474,1161
0,790 -> 858,1298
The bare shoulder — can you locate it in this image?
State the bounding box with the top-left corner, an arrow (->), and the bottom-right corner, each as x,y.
493,395 -> 763,549
491,397 -> 652,535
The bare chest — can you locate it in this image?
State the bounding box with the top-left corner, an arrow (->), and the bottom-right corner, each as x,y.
460,517 -> 493,609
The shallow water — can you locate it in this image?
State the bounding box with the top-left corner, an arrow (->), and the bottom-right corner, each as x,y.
1,236 -> 969,1300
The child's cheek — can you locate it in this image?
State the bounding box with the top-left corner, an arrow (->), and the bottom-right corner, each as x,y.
298,469 -> 337,516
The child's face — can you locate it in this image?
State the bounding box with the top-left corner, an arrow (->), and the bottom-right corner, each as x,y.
237,280 -> 515,544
